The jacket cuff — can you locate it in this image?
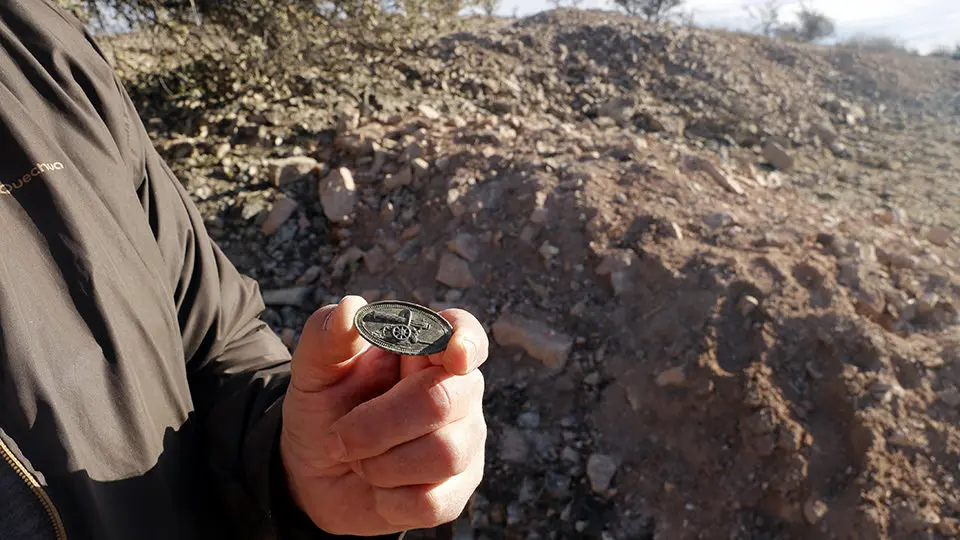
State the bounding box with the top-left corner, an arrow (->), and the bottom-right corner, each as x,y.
266,399 -> 405,540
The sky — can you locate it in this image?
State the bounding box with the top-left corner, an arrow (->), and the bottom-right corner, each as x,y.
499,0 -> 960,54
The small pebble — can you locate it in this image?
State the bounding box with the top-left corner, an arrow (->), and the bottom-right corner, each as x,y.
517,411 -> 541,429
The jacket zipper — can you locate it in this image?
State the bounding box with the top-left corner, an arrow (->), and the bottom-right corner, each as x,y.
0,437 -> 68,540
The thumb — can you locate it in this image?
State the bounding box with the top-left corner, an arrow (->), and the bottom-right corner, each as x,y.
290,295 -> 369,393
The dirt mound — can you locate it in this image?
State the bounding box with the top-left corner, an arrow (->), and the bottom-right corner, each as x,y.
125,8 -> 960,539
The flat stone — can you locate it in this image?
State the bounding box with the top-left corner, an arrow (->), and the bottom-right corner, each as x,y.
519,224 -> 539,244
888,430 -> 926,449
332,246 -> 364,278
586,453 -> 619,493
918,292 -> 940,314
262,286 -> 311,307
384,166 -> 414,191
412,158 -> 430,182
530,207 -> 550,224
364,246 -> 389,275
873,210 -> 897,226
810,121 -> 838,145
539,241 -> 560,261
517,411 -> 541,429
704,212 -> 735,229
597,96 -> 635,124
877,248 -> 917,270
447,233 -> 482,262
436,252 -> 477,288
763,141 -> 795,171
596,250 -> 638,296
269,156 -> 320,186
655,366 -> 686,387
927,226 -> 953,246
493,314 -> 573,370
260,197 -> 298,236
837,259 -> 862,288
296,265 -> 323,285
693,158 -> 744,194
417,104 -> 442,120
561,446 -> 580,463
499,426 -> 529,463
400,143 -> 423,164
319,167 -> 357,223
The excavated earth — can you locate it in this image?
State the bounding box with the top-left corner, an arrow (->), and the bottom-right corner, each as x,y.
109,8 -> 960,540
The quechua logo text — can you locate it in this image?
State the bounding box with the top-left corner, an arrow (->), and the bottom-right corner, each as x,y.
1,162 -> 64,195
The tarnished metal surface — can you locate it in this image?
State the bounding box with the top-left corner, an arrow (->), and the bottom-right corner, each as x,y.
354,301 -> 453,356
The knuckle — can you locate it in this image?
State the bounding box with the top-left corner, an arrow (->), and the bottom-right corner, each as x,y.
412,491 -> 453,528
431,435 -> 469,477
468,368 -> 485,395
422,377 -> 455,424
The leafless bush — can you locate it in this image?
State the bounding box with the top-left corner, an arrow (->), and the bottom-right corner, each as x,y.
776,2 -> 835,43
65,0 -> 467,103
840,35 -> 916,55
930,45 -> 960,60
475,0 -> 500,17
744,0 -> 783,37
612,0 -> 685,22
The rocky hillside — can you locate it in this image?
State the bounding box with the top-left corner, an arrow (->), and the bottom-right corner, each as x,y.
119,8 -> 960,539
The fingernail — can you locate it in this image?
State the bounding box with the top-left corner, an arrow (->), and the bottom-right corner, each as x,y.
321,431 -> 347,461
321,309 -> 336,331
462,338 -> 478,370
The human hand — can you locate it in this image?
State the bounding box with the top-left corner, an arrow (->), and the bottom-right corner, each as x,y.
279,296 -> 488,536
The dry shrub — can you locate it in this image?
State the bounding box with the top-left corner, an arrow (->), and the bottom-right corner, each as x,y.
64,0 -> 468,106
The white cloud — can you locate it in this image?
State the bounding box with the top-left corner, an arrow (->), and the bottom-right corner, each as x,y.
502,0 -> 960,53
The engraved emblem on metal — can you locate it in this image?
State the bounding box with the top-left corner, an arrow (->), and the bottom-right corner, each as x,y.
354,301 -> 453,356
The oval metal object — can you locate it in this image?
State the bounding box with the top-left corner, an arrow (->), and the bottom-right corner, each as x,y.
354,301 -> 454,356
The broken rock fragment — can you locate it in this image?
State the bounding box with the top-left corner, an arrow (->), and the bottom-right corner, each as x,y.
268,156 -> 320,187
332,246 -> 364,278
262,286 -> 311,307
417,104 -> 442,120
436,252 -> 477,288
383,166 -> 414,191
447,233 -> 482,262
586,454 -> 619,493
364,246 -> 389,275
492,314 -> 573,370
596,250 -> 638,296
260,197 -> 298,236
319,167 -> 357,223
762,141 -> 794,171
687,156 -> 744,195
810,121 -> 838,145
927,227 -> 952,247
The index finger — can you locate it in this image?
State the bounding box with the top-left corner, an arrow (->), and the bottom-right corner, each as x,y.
428,309 -> 489,376
291,295 -> 370,392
